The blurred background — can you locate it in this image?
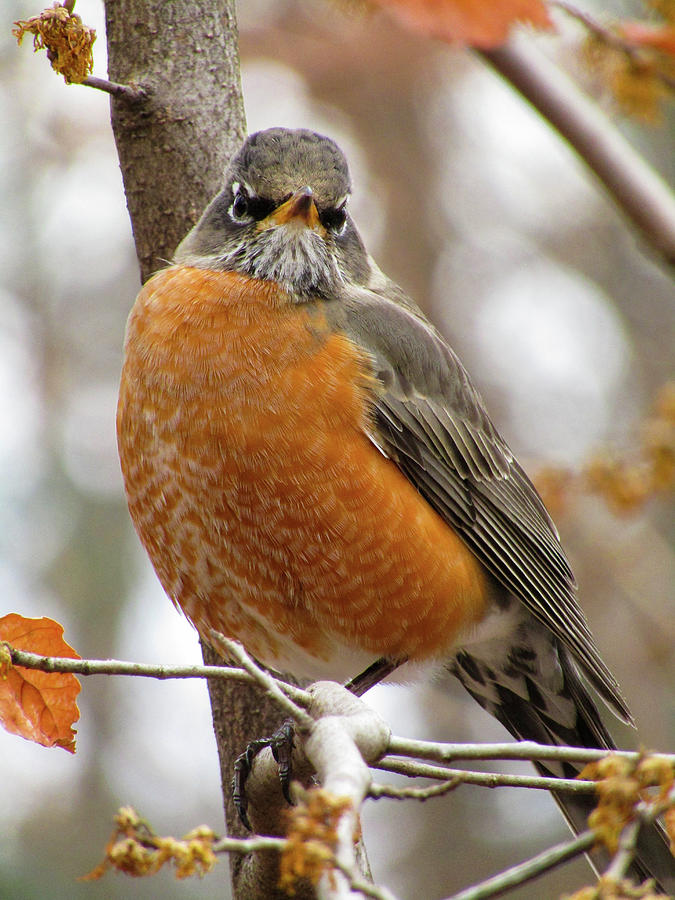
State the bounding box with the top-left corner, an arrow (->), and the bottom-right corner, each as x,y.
1,0 -> 673,898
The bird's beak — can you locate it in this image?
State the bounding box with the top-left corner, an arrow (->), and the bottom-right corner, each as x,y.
261,186 -> 323,232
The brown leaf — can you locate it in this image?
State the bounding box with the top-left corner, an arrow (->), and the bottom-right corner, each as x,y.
372,0 -> 552,49
0,614 -> 81,752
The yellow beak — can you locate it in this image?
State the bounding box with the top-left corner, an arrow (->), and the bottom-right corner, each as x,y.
261,186 -> 323,232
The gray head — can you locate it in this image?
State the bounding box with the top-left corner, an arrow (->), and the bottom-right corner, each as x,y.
175,128 -> 370,297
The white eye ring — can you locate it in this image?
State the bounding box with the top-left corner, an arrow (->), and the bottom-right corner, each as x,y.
230,191 -> 250,222
228,181 -> 257,224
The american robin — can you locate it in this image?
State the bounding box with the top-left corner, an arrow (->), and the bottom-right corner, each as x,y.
117,127 -> 674,890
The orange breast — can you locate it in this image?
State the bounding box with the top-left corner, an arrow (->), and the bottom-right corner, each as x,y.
117,265 -> 491,677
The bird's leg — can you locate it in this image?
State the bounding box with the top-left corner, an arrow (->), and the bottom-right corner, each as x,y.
344,655 -> 404,696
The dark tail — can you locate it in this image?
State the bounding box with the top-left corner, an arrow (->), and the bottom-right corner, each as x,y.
450,628 -> 674,895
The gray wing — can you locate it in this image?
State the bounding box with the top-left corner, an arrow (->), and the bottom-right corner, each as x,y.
338,285 -> 632,723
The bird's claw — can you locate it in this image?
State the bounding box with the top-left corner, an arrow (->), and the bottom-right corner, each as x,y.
232,719 -> 296,829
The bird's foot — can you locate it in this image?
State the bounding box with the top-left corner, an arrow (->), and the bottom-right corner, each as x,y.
232,718 -> 295,830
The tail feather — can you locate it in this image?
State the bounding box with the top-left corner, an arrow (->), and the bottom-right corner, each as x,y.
449,624 -> 674,895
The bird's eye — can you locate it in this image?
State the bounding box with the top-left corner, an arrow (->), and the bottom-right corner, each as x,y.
320,204 -> 348,234
231,192 -> 250,221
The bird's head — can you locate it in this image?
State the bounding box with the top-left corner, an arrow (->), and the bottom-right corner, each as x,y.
175,128 -> 370,298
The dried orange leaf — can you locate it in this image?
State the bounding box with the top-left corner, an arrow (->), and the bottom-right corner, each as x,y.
0,613 -> 81,752
372,0 -> 552,49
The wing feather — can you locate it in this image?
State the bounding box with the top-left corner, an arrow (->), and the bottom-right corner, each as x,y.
340,286 -> 632,723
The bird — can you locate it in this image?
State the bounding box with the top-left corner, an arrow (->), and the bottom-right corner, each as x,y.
116,127 -> 674,892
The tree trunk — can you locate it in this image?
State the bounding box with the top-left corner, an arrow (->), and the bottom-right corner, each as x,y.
105,2 -> 298,895
105,0 -> 244,282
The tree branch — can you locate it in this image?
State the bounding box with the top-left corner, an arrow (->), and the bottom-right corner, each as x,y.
387,735 -> 675,767
602,818 -> 643,884
369,777 -> 463,802
100,2 -> 297,894
7,646 -> 244,680
443,830 -> 597,900
5,644 -> 306,704
8,644 -> 673,775
209,631 -> 314,728
210,836 -> 400,900
11,639 -> 671,896
374,757 -> 597,795
553,0 -> 675,92
479,37 -> 675,266
81,74 -> 146,99
301,682 -> 390,899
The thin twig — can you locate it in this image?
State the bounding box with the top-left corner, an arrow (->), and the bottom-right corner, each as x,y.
387,736 -> 675,767
211,833 -> 286,855
443,830 -> 597,900
7,647 -> 248,680
602,818 -> 642,883
369,777 -> 462,802
208,631 -> 314,728
210,832 -> 400,899
6,645 -> 309,705
374,757 -> 596,794
330,854 -> 401,900
554,1 -> 634,52
81,75 -> 146,100
479,37 -> 675,266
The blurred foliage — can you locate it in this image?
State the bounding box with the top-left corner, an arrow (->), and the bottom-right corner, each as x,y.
558,0 -> 675,123
357,0 -> 552,48
536,381 -> 675,516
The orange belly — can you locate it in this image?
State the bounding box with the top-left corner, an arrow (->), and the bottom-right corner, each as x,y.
117,265 -> 491,677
